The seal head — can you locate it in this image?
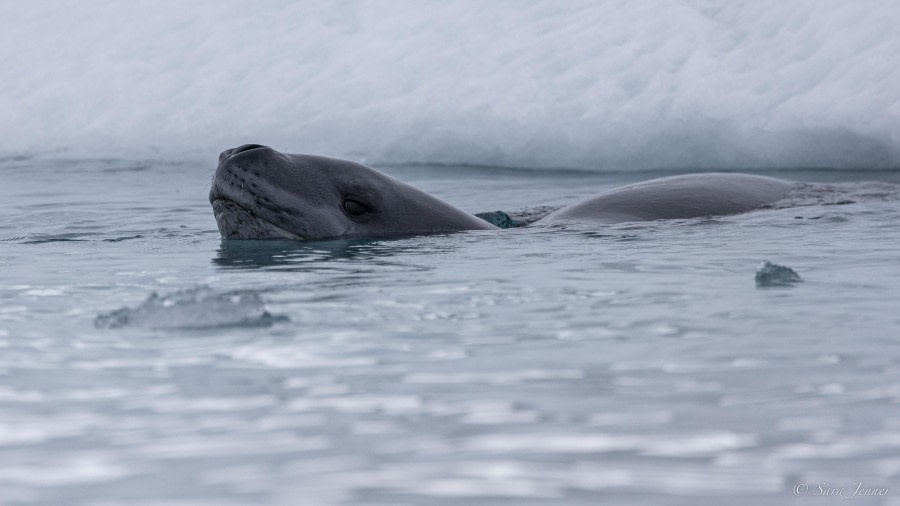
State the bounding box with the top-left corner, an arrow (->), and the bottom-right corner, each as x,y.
210,144 -> 497,240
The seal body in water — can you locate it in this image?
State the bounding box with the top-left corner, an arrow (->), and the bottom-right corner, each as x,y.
210,144 -> 793,240
536,173 -> 792,224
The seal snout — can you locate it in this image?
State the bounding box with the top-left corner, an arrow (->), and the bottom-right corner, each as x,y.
218,143 -> 270,163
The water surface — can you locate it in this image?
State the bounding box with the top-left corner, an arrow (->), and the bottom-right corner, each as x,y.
3,156 -> 900,505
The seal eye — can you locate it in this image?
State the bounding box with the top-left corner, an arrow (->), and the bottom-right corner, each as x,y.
343,199 -> 370,217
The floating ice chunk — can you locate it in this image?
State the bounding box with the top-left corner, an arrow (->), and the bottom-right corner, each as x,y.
755,261 -> 803,287
94,286 -> 286,329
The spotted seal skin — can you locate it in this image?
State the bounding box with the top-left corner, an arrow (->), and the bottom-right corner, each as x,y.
210,144 -> 498,240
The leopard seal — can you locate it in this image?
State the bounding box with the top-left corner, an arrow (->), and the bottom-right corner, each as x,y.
210,144 -> 793,240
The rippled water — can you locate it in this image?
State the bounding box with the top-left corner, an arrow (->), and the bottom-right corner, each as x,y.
3,155 -> 900,505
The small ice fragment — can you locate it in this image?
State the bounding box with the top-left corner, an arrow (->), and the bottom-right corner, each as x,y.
755,261 -> 803,287
94,286 -> 287,329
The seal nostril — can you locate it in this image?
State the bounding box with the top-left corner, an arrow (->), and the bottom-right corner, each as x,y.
218,148 -> 235,164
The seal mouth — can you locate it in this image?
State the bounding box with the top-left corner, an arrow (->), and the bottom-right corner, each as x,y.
212,198 -> 305,240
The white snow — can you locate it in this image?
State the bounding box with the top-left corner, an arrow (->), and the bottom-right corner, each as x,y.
2,0 -> 899,170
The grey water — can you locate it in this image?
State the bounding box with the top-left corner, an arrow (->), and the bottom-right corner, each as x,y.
3,155 -> 900,505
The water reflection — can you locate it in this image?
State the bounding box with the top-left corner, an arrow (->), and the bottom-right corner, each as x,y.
212,237 -> 452,271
